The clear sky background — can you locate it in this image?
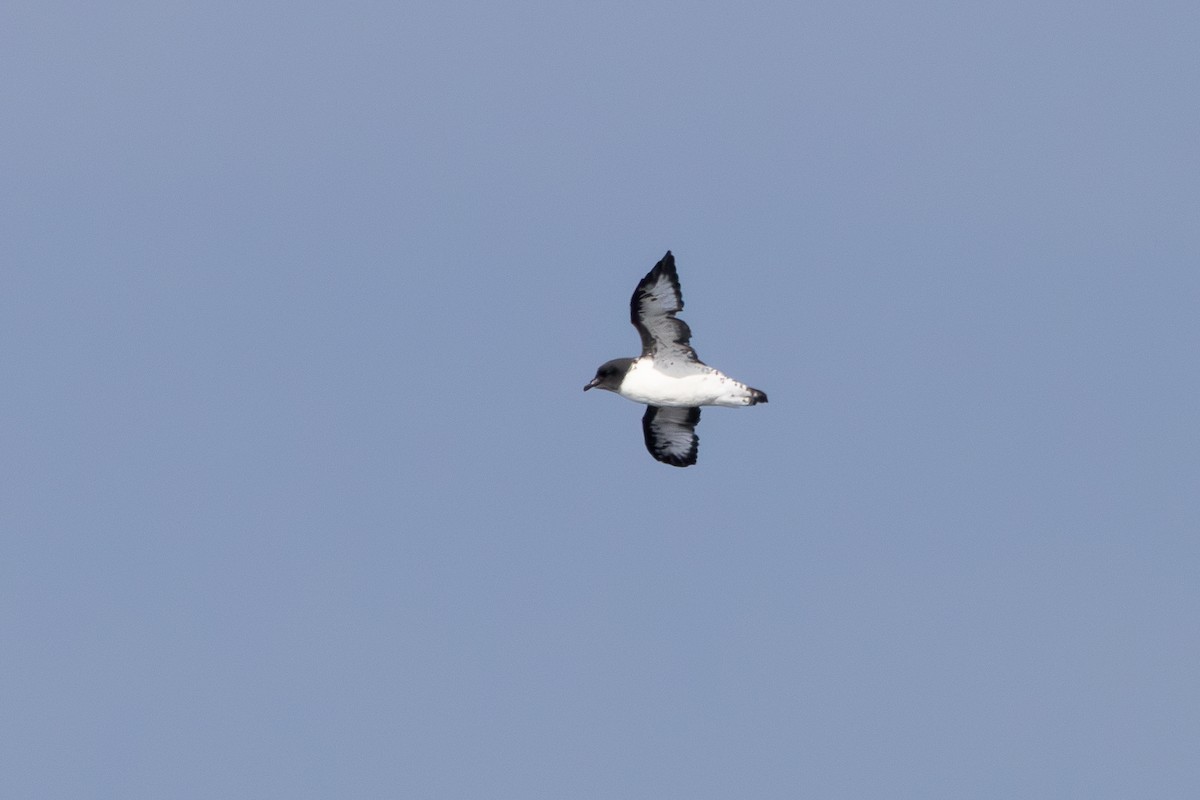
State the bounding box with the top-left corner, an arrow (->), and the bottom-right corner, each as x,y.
3,2 -> 1198,797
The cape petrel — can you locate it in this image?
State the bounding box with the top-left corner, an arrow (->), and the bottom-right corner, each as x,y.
584,251 -> 768,467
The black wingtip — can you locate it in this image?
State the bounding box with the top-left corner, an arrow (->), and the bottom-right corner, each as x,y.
652,447 -> 698,467
646,251 -> 676,281
748,388 -> 768,405
661,457 -> 695,468
644,251 -> 681,294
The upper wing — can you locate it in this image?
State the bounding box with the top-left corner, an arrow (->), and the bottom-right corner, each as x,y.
641,405 -> 701,467
630,251 -> 699,362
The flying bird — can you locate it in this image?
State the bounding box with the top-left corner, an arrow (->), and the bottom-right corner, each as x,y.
584,251 -> 767,467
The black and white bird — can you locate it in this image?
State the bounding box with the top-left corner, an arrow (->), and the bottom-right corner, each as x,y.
584,251 -> 767,467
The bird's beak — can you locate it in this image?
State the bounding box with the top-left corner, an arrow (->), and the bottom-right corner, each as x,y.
583,377 -> 600,391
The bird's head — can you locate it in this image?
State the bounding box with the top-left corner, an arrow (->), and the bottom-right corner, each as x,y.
583,358 -> 634,393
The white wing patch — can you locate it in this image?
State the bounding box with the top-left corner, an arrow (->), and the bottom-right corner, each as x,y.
641,405 -> 701,467
630,251 -> 699,362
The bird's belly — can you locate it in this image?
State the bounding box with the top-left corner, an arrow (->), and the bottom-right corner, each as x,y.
619,362 -> 753,408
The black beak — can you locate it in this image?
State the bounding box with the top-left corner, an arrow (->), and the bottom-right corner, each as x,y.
583,377 -> 600,391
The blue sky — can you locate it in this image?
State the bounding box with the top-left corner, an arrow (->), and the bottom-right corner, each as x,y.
3,2 -> 1198,797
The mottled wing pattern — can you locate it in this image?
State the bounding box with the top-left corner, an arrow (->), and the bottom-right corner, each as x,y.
641,405 -> 701,467
630,251 -> 699,363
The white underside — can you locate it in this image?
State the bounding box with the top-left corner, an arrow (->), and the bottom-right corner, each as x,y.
618,357 -> 757,408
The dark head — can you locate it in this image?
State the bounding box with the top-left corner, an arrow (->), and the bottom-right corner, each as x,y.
583,358 -> 634,393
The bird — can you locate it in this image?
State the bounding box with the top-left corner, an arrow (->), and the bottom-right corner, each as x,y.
584,251 -> 767,467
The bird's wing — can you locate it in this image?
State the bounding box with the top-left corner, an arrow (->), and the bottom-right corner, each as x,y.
630,251 -> 699,363
641,405 -> 701,467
